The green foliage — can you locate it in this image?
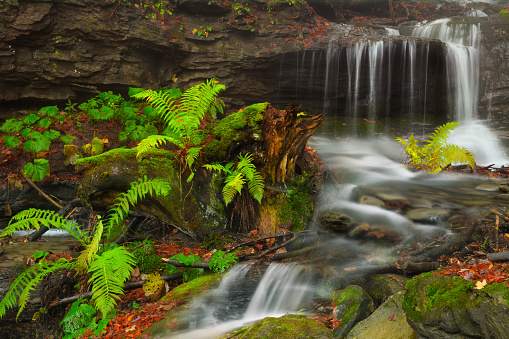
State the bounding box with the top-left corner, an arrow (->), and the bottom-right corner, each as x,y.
498,9 -> 509,17
60,298 -> 115,339
278,175 -> 313,232
105,176 -> 172,239
170,253 -> 204,281
60,135 -> 75,144
22,131 -> 51,153
395,122 -> 476,173
23,159 -> 50,182
208,250 -> 238,273
128,239 -> 168,274
38,106 -> 60,118
37,118 -> 51,129
1,208 -> 83,241
0,258 -> 75,320
4,135 -> 20,148
22,113 -> 40,126
132,79 -> 223,146
1,118 -> 24,133
205,152 -> 265,205
88,246 -> 136,317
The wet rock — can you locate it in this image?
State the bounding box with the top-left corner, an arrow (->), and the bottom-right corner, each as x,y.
359,273 -> 409,307
358,195 -> 385,208
319,210 -> 355,232
403,272 -> 509,338
405,207 -> 450,222
330,285 -> 375,338
375,192 -> 407,201
346,291 -> 416,339
475,183 -> 499,191
232,314 -> 332,339
498,185 -> 509,194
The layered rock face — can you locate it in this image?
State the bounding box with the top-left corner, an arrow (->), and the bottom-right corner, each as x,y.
0,1 -> 508,123
0,1 -> 447,119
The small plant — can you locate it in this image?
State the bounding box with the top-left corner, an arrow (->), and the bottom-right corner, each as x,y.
60,298 -> 115,339
395,122 -> 476,173
208,250 -> 238,273
205,152 -> 265,205
23,159 -> 50,181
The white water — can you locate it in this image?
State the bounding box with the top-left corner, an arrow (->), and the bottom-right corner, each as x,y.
168,263 -> 315,338
412,18 -> 508,166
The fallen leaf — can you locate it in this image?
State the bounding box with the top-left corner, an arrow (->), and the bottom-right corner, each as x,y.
474,280 -> 487,290
388,312 -> 397,321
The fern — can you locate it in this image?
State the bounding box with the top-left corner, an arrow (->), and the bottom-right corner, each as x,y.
132,78 -> 225,144
1,208 -> 84,241
77,218 -> 103,273
0,258 -> 74,320
105,176 -> 172,237
88,246 -> 135,317
396,122 -> 476,173
223,172 -> 245,206
204,153 -> 265,205
136,135 -> 183,158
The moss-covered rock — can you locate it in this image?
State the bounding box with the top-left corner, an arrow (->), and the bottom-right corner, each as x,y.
346,291 -> 416,339
360,273 -> 409,307
403,271 -> 509,338
145,274 -> 222,337
231,314 -> 332,339
330,285 -> 375,338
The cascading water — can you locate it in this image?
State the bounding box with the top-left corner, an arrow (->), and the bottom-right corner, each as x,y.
412,18 -> 507,165
168,263 -> 315,338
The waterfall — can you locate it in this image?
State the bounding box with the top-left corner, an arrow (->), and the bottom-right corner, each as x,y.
412,19 -> 507,166
169,263 -> 315,338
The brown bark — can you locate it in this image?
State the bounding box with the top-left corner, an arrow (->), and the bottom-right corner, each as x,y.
262,105 -> 323,183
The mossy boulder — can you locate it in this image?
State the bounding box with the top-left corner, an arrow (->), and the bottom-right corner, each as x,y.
77,148 -> 227,239
360,273 -> 409,307
231,314 -> 332,339
403,271 -> 509,338
330,285 -> 375,338
145,274 -> 222,337
346,291 -> 416,339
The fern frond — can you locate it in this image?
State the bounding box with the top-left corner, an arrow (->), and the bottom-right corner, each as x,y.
427,121 -> 460,146
1,209 -> 83,242
105,176 -> 172,236
236,153 -> 264,203
136,135 -> 183,158
131,89 -> 178,124
223,173 -> 245,206
77,218 -> 103,273
186,146 -> 202,169
247,172 -> 265,204
88,246 -> 135,317
203,163 -> 228,174
0,258 -> 74,320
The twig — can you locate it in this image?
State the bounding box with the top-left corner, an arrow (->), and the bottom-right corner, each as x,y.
225,230 -> 312,254
23,175 -> 62,209
252,236 -> 297,259
48,272 -> 184,309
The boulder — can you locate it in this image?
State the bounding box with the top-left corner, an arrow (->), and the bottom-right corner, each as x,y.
330,285 -> 375,338
360,273 -> 409,307
346,291 -> 416,339
403,272 -> 509,338
319,210 -> 355,232
231,314 -> 332,339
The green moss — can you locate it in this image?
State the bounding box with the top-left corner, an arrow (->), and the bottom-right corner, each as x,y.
403,272 -> 475,322
205,103 -> 267,160
163,274 -> 221,303
76,148 -> 136,169
277,175 -> 313,232
236,314 -> 331,339
332,286 -> 362,324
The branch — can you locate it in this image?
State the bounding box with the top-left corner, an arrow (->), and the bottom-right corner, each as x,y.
48,272 -> 183,309
24,175 -> 62,209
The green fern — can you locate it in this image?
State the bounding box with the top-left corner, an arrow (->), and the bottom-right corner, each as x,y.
77,218 -> 104,273
132,78 -> 225,144
88,246 -> 135,317
205,153 -> 265,205
1,208 -> 84,241
105,176 -> 172,238
0,258 -> 74,320
395,122 -> 475,173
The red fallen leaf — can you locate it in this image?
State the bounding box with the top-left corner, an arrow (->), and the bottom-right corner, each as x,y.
388,313 -> 397,321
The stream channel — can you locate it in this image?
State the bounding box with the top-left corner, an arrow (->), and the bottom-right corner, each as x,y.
164,15 -> 509,338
